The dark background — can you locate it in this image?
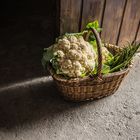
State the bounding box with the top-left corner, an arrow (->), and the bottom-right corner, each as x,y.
0,0 -> 59,86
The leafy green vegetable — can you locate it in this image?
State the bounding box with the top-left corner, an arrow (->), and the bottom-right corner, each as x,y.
85,21 -> 102,46
85,21 -> 103,55
91,64 -> 110,75
102,64 -> 110,74
41,46 -> 54,69
50,57 -> 58,70
86,20 -> 102,33
64,31 -> 88,38
89,40 -> 98,53
80,72 -> 87,78
43,46 -> 54,62
104,51 -> 114,64
86,21 -> 113,75
108,43 -> 140,72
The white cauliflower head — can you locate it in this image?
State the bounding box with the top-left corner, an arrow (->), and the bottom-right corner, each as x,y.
102,46 -> 113,63
52,35 -> 96,78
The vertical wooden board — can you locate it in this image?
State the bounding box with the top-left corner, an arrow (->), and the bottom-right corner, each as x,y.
136,27 -> 140,53
136,28 -> 140,43
81,0 -> 105,30
135,22 -> 140,51
101,0 -> 126,45
60,0 -> 82,35
118,0 -> 140,46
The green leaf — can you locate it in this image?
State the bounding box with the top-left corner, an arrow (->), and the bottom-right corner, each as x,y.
90,64 -> 110,75
41,46 -> 54,68
85,20 -> 102,54
80,72 -> 87,78
86,20 -> 102,33
109,43 -> 140,72
64,31 -> 88,38
89,40 -> 97,53
43,46 -> 54,62
102,64 -> 110,74
91,65 -> 97,75
50,56 -> 59,70
96,28 -> 102,32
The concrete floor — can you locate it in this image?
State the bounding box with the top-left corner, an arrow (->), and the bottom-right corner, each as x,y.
0,55 -> 140,140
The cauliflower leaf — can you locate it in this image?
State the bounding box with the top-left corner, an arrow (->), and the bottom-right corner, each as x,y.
41,46 -> 54,68
86,20 -> 102,33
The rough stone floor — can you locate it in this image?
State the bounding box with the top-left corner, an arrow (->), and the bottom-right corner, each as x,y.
0,55 -> 140,140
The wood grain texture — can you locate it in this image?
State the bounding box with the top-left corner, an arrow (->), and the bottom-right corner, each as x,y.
60,0 -> 82,35
81,0 -> 105,30
136,29 -> 140,43
135,21 -> 140,43
101,0 -> 126,45
118,0 -> 140,46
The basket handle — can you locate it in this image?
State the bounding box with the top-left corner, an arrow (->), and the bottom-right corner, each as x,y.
85,28 -> 103,79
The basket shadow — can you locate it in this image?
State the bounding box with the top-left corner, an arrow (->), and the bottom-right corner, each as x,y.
0,77 -> 88,131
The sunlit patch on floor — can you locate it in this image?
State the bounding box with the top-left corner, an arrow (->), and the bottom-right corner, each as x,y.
0,76 -> 53,92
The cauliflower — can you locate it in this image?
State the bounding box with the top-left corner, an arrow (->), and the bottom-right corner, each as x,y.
51,35 -> 96,78
42,21 -> 114,77
90,40 -> 113,64
102,46 -> 112,63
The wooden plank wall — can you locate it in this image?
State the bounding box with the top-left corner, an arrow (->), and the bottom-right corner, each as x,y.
136,21 -> 140,43
60,0 -> 140,46
81,0 -> 105,29
60,0 -> 82,34
118,0 -> 140,45
101,0 -> 126,44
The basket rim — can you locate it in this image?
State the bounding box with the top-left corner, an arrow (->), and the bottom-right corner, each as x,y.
48,65 -> 130,83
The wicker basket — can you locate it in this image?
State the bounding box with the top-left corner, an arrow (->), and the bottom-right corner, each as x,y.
48,28 -> 130,101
